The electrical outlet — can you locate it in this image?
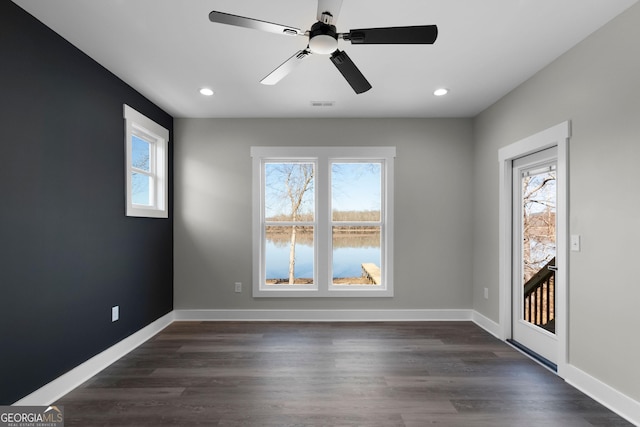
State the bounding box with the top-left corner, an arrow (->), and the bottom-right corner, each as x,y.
234,282 -> 242,293
111,305 -> 119,322
484,288 -> 489,300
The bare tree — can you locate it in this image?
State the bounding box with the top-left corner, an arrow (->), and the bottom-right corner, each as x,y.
285,164 -> 313,283
522,172 -> 556,282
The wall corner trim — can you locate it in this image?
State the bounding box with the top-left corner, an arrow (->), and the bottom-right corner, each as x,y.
563,364 -> 640,426
13,312 -> 175,406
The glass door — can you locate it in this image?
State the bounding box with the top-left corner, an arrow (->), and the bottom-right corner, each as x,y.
512,147 -> 558,364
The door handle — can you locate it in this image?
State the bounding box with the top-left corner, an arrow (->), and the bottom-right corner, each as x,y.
547,265 -> 558,272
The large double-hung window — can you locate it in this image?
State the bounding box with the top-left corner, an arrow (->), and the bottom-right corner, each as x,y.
252,146 -> 395,297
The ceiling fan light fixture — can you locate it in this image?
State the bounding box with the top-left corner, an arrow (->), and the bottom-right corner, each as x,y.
199,87 -> 214,96
309,34 -> 338,54
433,88 -> 449,97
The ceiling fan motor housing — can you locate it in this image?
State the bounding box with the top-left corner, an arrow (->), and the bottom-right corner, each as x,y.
309,21 -> 338,54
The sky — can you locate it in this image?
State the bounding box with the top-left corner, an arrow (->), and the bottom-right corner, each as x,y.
264,161 -> 382,218
332,162 -> 381,213
131,135 -> 151,205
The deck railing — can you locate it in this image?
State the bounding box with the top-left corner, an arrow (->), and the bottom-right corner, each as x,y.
523,257 -> 555,333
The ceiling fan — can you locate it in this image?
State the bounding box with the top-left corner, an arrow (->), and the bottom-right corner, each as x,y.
208,0 -> 438,94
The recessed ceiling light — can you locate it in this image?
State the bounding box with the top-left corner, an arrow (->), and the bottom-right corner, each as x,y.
199,88 -> 214,96
433,88 -> 449,97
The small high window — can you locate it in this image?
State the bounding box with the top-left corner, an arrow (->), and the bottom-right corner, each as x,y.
124,105 -> 169,218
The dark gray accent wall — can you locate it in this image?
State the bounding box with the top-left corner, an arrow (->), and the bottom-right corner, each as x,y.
0,2 -> 173,404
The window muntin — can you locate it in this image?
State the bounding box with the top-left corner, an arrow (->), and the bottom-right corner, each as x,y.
124,105 -> 168,218
252,147 -> 395,297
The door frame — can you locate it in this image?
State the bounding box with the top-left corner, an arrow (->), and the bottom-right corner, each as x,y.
498,121 -> 570,376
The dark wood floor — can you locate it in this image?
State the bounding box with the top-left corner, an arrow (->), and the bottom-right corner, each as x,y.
56,321 -> 631,426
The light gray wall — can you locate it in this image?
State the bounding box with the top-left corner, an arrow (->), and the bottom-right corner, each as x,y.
472,3 -> 640,401
174,118 -> 474,311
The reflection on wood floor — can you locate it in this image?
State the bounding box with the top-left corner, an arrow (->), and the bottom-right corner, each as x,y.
56,321 -> 632,426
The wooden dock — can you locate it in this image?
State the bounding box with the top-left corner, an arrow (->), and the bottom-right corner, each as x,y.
361,263 -> 381,285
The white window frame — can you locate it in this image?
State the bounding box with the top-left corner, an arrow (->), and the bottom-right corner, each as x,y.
251,146 -> 395,298
124,105 -> 169,218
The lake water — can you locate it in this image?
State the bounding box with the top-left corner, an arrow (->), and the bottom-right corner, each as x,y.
265,241 -> 380,280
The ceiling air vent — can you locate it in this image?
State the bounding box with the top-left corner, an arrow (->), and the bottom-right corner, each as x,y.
310,101 -> 335,107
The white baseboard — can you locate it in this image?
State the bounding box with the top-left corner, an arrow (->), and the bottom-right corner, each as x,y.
564,364 -> 640,426
173,309 -> 474,322
13,312 -> 175,406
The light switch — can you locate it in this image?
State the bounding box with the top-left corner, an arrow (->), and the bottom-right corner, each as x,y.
571,235 -> 581,252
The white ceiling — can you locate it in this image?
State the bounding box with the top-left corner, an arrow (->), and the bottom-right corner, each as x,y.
13,0 -> 637,118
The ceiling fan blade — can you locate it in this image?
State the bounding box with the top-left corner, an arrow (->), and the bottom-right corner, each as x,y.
345,25 -> 438,44
260,50 -> 312,85
329,50 -> 371,94
317,0 -> 343,23
209,11 -> 303,36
